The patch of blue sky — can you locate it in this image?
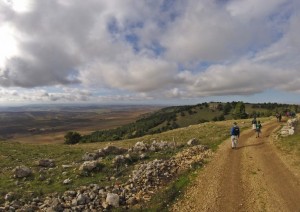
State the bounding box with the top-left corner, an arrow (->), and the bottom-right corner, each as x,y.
268,2 -> 293,40
147,41 -> 166,56
160,0 -> 176,11
107,18 -> 119,35
127,21 -> 144,30
177,61 -> 216,73
157,0 -> 181,28
247,89 -> 300,104
125,33 -> 140,52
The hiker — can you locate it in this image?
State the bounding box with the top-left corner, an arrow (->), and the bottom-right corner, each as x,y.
251,117 -> 257,130
275,113 -> 279,122
230,122 -> 240,149
278,113 -> 282,122
255,121 -> 262,138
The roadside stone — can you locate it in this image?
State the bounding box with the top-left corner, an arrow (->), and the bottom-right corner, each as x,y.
37,159 -> 55,167
126,197 -> 137,205
113,155 -> 126,165
82,152 -> 98,161
13,166 -> 32,178
4,192 -> 15,201
106,193 -> 119,208
187,138 -> 199,146
79,161 -> 98,172
62,164 -> 73,169
63,178 -> 72,185
76,194 -> 89,205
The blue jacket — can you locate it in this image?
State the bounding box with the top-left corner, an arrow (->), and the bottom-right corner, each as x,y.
231,126 -> 240,136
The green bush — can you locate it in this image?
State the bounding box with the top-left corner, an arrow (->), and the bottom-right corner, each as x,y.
64,131 -> 82,144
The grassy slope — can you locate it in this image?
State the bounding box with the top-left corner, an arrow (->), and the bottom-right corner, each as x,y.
0,114 -> 273,208
146,103 -> 278,135
0,119 -> 249,204
175,107 -> 223,127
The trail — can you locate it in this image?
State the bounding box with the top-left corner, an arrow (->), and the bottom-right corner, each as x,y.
171,120 -> 300,212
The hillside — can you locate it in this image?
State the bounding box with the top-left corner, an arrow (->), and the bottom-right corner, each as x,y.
0,114 -> 300,211
0,119 -> 235,210
81,101 -> 298,143
1,113 -> 299,211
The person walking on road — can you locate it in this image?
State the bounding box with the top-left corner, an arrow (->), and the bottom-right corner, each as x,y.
230,122 -> 240,149
255,121 -> 262,138
252,117 -> 257,130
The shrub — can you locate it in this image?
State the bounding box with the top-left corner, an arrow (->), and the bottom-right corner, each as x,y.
64,131 -> 82,144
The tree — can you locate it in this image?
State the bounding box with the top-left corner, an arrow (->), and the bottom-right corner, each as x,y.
232,102 -> 248,119
223,102 -> 232,115
64,131 -> 82,144
217,103 -> 223,111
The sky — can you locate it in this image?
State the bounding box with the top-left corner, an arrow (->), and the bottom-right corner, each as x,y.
0,0 -> 300,106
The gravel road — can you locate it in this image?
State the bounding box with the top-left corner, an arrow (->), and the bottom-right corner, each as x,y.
171,120 -> 300,212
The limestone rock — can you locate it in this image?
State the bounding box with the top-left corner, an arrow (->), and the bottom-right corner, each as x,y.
106,193 -> 119,208
13,166 -> 32,178
82,152 -> 98,161
37,159 -> 55,167
63,178 -> 72,184
187,138 -> 199,146
79,161 -> 98,172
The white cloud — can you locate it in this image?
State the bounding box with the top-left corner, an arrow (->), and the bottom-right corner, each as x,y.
0,0 -> 300,103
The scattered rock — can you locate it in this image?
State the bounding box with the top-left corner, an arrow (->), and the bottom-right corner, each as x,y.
62,164 -> 73,169
106,193 -> 119,208
13,166 -> 32,178
126,197 -> 137,205
37,159 -> 55,167
4,192 -> 15,201
79,161 -> 99,172
76,194 -> 89,205
3,140 -> 211,211
82,152 -> 98,161
187,138 -> 199,146
63,178 -> 72,185
113,155 -> 126,165
280,117 -> 298,136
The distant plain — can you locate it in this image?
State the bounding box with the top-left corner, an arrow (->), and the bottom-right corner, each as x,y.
0,105 -> 161,144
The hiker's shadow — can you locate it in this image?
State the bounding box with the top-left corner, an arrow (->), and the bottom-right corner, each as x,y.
237,142 -> 264,149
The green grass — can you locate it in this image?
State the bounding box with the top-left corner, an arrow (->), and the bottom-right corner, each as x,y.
0,119 -> 249,205
175,107 -> 223,127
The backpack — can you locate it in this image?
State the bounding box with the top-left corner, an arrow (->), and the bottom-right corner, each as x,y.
232,126 -> 240,136
256,124 -> 261,130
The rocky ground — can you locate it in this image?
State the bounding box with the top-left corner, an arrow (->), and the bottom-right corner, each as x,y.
1,139 -> 212,211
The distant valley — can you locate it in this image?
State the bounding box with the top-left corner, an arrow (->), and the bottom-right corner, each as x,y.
0,104 -> 161,144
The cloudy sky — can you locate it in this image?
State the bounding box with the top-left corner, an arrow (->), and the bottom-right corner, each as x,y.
0,0 -> 300,105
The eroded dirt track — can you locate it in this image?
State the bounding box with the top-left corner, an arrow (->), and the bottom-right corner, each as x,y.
171,120 -> 300,212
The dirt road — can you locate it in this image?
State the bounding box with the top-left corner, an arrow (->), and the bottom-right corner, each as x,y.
171,120 -> 300,212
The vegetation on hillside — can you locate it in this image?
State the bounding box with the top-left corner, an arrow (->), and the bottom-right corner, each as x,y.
0,121 -> 232,205
77,101 -> 298,143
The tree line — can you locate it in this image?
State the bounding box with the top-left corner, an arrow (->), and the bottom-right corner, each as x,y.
64,102 -> 299,144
